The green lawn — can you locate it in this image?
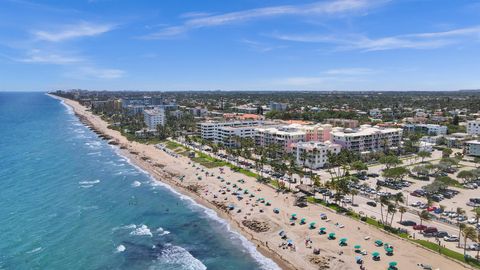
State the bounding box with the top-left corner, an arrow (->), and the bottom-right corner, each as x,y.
191,152 -> 227,168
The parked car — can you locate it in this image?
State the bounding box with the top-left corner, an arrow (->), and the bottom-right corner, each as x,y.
423,227 -> 438,235
436,231 -> 449,238
366,201 -> 377,207
400,220 -> 416,226
413,224 -> 427,231
444,235 -> 460,242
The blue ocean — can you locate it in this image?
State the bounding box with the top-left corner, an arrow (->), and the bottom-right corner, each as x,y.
0,92 -> 278,270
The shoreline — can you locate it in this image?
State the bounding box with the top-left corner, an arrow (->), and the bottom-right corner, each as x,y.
51,94 -> 474,270
51,94 -> 291,270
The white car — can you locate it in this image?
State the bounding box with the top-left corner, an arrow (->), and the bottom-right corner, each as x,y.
468,218 -> 477,224
444,235 -> 459,242
411,201 -> 421,207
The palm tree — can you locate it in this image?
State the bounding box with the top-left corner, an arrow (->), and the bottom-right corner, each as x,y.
379,196 -> 390,225
350,189 -> 359,205
456,207 -> 466,247
399,206 -> 407,222
461,226 -> 476,256
472,207 -> 480,226
418,210 -> 430,226
477,233 -> 480,260
418,150 -> 432,163
458,223 -> 466,249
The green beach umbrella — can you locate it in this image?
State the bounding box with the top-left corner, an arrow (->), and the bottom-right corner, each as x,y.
340,238 -> 347,242
375,240 -> 383,246
319,227 -> 326,231
291,214 -> 297,218
309,222 -> 316,228
372,252 -> 380,257
354,245 -> 361,250
328,233 -> 336,238
386,247 -> 393,253
389,262 -> 397,266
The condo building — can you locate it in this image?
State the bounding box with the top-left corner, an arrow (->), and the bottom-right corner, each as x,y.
331,125 -> 402,153
467,119 -> 480,135
403,124 -> 447,135
198,120 -> 262,143
292,141 -> 341,169
465,140 -> 480,157
143,109 -> 165,129
255,124 -> 333,152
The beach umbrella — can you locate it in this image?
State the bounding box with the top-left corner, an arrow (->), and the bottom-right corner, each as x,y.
291,214 -> 297,219
375,240 -> 383,246
372,252 -> 380,257
319,227 -> 326,233
300,218 -> 306,224
328,233 -> 336,239
309,222 -> 316,229
340,238 -> 347,242
355,256 -> 362,263
389,262 -> 397,267
354,245 -> 361,250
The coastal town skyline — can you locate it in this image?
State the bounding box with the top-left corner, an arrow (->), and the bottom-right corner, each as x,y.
1,0 -> 480,91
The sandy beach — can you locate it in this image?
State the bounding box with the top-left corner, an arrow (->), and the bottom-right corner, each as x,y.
56,95 -> 473,270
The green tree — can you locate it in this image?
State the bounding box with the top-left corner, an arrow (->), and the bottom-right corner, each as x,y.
417,150 -> 432,163
399,206 -> 407,222
418,210 -> 430,226
457,170 -> 475,184
442,148 -> 453,158
379,155 -> 402,170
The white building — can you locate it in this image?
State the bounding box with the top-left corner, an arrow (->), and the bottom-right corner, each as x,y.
293,141 -> 341,169
403,124 -> 447,135
418,141 -> 434,152
198,120 -> 262,142
215,126 -> 257,147
331,125 -> 402,153
143,109 -> 165,129
467,119 -> 480,135
465,140 -> 480,157
255,125 -> 306,152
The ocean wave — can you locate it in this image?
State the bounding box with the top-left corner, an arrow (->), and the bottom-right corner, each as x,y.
49,94 -> 74,115
79,180 -> 100,185
156,227 -> 170,236
80,184 -> 93,188
115,245 -> 126,253
149,244 -> 206,270
130,224 -> 152,237
131,181 -> 142,187
26,247 -> 43,254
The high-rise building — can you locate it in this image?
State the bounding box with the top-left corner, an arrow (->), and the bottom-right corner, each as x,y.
143,109 -> 165,130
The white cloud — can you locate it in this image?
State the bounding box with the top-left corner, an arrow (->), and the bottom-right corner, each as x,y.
271,25 -> 480,51
33,22 -> 115,42
241,39 -> 286,52
145,0 -> 387,38
19,49 -> 82,64
324,67 -> 375,75
74,66 -> 125,79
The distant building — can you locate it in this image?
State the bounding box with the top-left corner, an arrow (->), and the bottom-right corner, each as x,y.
143,109 -> 165,129
190,107 -> 208,117
216,126 -> 258,147
293,141 -> 341,169
403,124 -> 447,135
418,141 -> 434,152
467,119 -> 480,135
325,118 -> 359,129
269,102 -> 288,111
369,108 -> 382,118
465,140 -> 480,157
331,125 -> 402,153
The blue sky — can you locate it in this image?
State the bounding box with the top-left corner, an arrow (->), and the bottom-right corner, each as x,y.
0,0 -> 479,91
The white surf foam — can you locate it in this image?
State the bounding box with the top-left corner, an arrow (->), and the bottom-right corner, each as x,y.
79,180 -> 100,185
26,247 -> 43,254
115,245 -> 126,253
130,224 -> 152,237
150,244 -> 206,270
156,227 -> 170,236
131,181 -> 142,187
